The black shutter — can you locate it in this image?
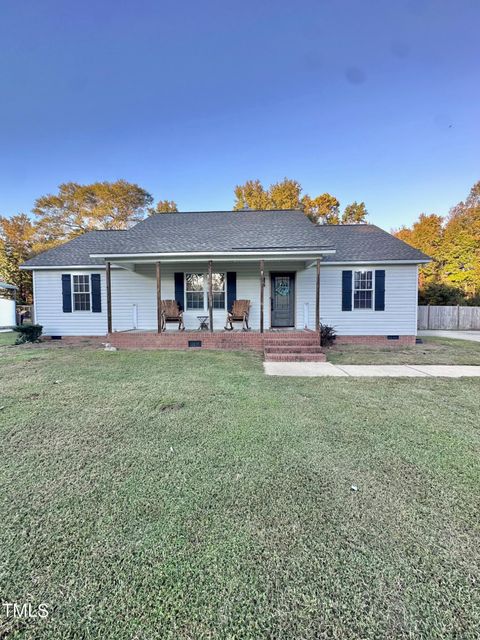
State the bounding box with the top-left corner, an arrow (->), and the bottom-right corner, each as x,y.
62,274 -> 72,312
342,271 -> 352,311
91,274 -> 102,312
375,270 -> 385,311
226,272 -> 237,311
174,272 -> 184,311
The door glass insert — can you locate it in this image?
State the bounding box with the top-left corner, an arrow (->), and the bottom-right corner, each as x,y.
274,277 -> 290,297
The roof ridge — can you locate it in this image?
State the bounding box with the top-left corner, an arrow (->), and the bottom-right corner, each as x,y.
149,209 -> 304,215
82,228 -> 129,233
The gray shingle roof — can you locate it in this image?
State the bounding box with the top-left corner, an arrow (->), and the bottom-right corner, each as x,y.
22,230 -> 128,267
93,210 -> 335,254
22,210 -> 429,267
316,224 -> 430,263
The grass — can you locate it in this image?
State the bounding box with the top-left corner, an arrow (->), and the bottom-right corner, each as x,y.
0,331 -> 15,347
1,341 -> 479,639
327,336 -> 480,365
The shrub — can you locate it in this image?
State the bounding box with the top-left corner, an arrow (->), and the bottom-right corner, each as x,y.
418,283 -> 466,306
13,324 -> 43,344
320,323 -> 336,347
464,295 -> 480,307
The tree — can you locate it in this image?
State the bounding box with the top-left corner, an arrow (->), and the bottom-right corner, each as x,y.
0,214 -> 38,303
302,193 -> 341,224
268,178 -> 302,210
33,180 -> 154,245
154,200 -> 178,213
342,201 -> 368,224
233,178 -> 345,224
441,181 -> 480,296
393,180 -> 480,301
394,213 -> 444,287
233,179 -> 271,210
234,178 -> 303,211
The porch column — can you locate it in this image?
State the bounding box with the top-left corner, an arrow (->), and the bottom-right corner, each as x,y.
259,259 -> 265,333
315,258 -> 321,341
208,260 -> 213,332
106,261 -> 112,334
156,261 -> 162,333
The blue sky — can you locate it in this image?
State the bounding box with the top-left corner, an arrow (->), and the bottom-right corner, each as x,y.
0,0 -> 478,229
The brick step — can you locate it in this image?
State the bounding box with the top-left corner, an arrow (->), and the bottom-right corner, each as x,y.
264,353 -> 327,362
264,345 -> 324,354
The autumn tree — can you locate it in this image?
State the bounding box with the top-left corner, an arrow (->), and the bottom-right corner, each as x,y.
394,213 -> 444,287
0,214 -> 38,303
269,179 -> 303,210
441,181 -> 480,296
342,201 -> 368,224
302,193 -> 341,224
233,179 -> 271,210
394,180 -> 480,301
234,177 -> 302,210
233,178 -> 346,225
154,200 -> 178,213
34,180 -> 154,245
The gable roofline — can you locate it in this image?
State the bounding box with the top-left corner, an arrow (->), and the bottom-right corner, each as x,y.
313,259 -> 430,265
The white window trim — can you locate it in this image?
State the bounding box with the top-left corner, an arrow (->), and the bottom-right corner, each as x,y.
353,269 -> 375,311
71,273 -> 92,313
184,273 -> 205,311
184,272 -> 226,311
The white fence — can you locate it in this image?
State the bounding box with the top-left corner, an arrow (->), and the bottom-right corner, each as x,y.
418,306 -> 480,330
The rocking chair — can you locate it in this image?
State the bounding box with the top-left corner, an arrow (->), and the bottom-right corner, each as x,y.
161,300 -> 185,331
225,299 -> 251,331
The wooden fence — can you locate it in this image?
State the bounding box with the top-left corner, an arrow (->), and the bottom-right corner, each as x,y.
418,306 -> 480,330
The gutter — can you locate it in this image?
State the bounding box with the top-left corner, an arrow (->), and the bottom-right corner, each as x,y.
89,249 -> 337,259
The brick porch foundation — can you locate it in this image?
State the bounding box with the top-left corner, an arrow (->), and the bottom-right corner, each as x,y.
43,332 -> 417,350
108,331 -> 273,351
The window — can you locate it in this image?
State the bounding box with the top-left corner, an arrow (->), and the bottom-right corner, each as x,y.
185,273 -> 204,310
212,273 -> 225,309
353,270 -> 373,309
185,272 -> 226,310
73,274 -> 91,311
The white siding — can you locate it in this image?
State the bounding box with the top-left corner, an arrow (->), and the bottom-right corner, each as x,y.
109,261 -> 306,331
34,269 -> 108,336
311,263 -> 419,335
33,262 -> 418,336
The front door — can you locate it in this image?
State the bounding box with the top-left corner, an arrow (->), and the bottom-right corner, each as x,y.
270,273 -> 295,327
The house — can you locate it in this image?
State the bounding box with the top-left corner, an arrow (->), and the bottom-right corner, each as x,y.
21,210 -> 429,356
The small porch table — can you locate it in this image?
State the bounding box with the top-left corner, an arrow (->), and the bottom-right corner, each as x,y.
197,315 -> 209,331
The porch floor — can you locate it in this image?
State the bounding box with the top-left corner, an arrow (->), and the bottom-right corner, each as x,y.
114,327 -> 313,334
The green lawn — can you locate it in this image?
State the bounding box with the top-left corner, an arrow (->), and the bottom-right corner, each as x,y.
0,331 -> 15,347
1,342 -> 479,638
328,336 -> 480,365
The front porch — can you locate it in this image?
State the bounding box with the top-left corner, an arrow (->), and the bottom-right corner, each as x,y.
103,255 -> 325,336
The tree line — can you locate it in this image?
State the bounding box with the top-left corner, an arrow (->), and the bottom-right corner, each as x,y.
2,177 -> 479,307
233,178 -> 368,224
0,178 -> 367,303
394,180 -> 480,306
